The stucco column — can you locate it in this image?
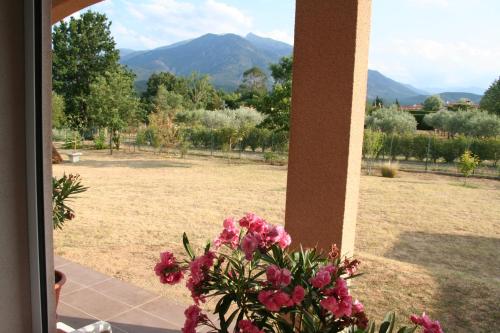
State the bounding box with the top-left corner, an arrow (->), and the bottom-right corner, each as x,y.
285,0 -> 372,255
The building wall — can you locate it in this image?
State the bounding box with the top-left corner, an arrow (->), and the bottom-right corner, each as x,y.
0,0 -> 33,331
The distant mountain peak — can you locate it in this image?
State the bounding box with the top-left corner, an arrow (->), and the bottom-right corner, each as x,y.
120,32 -> 293,91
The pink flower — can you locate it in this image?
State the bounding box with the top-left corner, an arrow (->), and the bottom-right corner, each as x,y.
186,252 -> 216,304
410,313 -> 444,333
267,225 -> 291,248
238,320 -> 264,333
320,295 -> 353,318
258,290 -> 293,312
214,218 -> 240,249
291,285 -> 305,304
154,251 -> 183,285
352,300 -> 364,314
239,213 -> 268,233
344,258 -> 360,276
333,278 -> 349,298
309,268 -> 332,289
182,305 -> 205,333
266,265 -> 292,287
241,232 -> 260,260
223,217 -> 237,230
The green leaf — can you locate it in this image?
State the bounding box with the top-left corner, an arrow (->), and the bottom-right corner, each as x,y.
379,322 -> 390,333
182,232 -> 195,259
381,312 -> 395,333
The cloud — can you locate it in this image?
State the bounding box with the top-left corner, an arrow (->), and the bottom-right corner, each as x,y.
370,38 -> 500,88
111,0 -> 253,49
408,0 -> 449,8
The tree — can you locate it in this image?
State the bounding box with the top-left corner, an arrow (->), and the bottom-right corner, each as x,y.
426,109 -> 500,137
88,68 -> 139,154
52,91 -> 66,129
186,72 -> 215,109
154,85 -> 185,114
52,11 -> 119,132
365,107 -> 417,159
480,76 -> 500,116
365,107 -> 417,134
237,67 -> 268,107
422,95 -> 444,111
372,96 -> 384,109
458,150 -> 480,185
362,129 -> 385,175
258,56 -> 293,131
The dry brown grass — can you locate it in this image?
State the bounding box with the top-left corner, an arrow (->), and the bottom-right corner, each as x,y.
53,149 -> 500,332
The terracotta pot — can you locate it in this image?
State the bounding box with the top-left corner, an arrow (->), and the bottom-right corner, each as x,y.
54,270 -> 66,310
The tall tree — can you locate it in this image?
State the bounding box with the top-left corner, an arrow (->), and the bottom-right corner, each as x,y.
87,68 -> 139,154
422,95 -> 444,111
258,56 -> 293,131
52,11 -> 119,132
237,67 -> 268,107
52,91 -> 66,129
480,76 -> 500,116
186,72 -> 215,109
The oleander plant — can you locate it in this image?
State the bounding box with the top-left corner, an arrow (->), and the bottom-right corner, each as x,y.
155,213 -> 443,333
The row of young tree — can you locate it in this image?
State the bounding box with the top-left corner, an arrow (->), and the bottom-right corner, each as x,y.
363,130 -> 499,166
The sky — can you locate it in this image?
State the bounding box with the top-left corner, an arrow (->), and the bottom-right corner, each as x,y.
78,0 -> 500,93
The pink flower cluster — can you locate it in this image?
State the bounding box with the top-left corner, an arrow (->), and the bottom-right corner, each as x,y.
182,305 -> 206,333
308,264 -> 366,326
239,213 -> 291,260
266,265 -> 291,288
309,265 -> 335,288
319,278 -> 353,318
258,286 -> 305,312
237,320 -> 264,333
410,313 -> 444,333
214,217 -> 240,249
258,264 -> 305,312
154,251 -> 183,285
186,251 -> 216,304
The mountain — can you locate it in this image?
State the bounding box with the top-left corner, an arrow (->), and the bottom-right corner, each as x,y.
367,70 -> 425,101
119,33 -> 483,101
120,33 -> 293,91
399,92 -> 483,105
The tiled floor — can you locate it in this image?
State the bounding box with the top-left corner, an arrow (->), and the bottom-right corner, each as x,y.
55,256 -> 187,333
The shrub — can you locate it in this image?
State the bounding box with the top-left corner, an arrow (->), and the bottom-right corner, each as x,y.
263,152 -> 287,165
363,129 -> 384,175
178,139 -> 190,158
412,135 -> 430,161
93,131 -> 107,150
458,150 -> 480,184
62,133 -> 82,149
381,163 -> 398,178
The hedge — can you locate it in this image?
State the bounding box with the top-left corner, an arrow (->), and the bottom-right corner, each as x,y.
374,133 -> 499,165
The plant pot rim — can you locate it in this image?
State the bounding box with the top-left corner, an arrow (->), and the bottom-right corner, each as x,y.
55,270 -> 67,289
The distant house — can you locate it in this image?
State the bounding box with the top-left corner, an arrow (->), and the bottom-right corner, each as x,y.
400,104 -> 423,111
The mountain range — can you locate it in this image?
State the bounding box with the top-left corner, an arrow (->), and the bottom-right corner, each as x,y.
120,33 -> 482,104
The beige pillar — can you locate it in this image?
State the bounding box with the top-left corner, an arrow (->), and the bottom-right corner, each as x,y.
285,0 -> 372,255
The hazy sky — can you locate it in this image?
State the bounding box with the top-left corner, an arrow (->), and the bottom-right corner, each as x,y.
81,0 -> 500,92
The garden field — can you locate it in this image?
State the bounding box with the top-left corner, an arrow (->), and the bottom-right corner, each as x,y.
53,149 -> 500,332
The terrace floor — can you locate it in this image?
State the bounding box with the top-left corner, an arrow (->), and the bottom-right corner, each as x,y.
55,256 -> 188,333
